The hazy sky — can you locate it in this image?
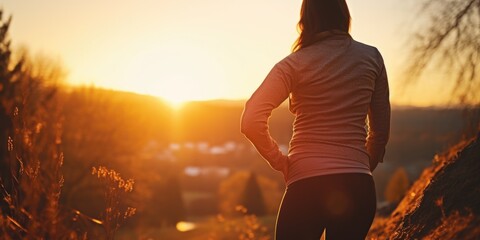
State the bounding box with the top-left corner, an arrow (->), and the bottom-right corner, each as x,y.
1,0 -> 444,106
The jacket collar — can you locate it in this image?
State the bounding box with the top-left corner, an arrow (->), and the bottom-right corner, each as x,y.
313,30 -> 351,43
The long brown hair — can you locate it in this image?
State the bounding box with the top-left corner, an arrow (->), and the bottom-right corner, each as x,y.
292,0 -> 351,52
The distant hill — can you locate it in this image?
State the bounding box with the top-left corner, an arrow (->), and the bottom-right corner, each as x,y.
60,87 -> 471,201
62,87 -> 468,171
368,133 -> 480,239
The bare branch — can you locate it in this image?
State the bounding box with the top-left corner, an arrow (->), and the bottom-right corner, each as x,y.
404,0 -> 480,106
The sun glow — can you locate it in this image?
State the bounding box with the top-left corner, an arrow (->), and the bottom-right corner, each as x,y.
124,40 -> 226,105
165,97 -> 187,110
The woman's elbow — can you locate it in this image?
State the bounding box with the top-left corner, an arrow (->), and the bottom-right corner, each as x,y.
241,114 -> 260,139
240,116 -> 253,136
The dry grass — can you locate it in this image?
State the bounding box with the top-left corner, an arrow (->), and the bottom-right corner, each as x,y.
91,166 -> 136,240
207,205 -> 271,240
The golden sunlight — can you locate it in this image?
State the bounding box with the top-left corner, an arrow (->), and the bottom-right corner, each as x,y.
124,40 -> 226,105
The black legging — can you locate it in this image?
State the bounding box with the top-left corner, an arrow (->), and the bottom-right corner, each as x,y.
275,173 -> 376,240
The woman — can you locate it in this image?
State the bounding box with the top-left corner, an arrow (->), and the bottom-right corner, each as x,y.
241,0 -> 390,239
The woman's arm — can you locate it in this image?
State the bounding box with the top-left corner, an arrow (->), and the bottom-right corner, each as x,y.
366,51 -> 391,171
241,60 -> 294,175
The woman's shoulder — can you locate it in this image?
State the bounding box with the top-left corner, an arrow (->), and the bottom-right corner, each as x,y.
273,52 -> 300,72
351,39 -> 382,56
349,39 -> 386,73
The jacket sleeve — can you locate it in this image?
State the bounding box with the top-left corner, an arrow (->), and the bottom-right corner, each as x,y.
240,59 -> 294,172
366,50 -> 391,163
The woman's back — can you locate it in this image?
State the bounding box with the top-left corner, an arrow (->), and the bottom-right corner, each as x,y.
281,30 -> 389,184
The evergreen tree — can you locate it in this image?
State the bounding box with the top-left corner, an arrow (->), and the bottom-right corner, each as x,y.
162,174 -> 186,226
0,9 -> 65,238
241,172 -> 267,216
0,9 -> 22,212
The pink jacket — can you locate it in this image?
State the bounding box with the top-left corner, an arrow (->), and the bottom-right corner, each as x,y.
241,30 -> 390,185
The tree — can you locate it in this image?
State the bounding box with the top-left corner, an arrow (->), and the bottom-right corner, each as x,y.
385,167 -> 410,204
218,171 -> 281,216
405,0 -> 480,133
0,10 -> 22,199
241,172 -> 267,216
0,9 -> 67,238
161,175 -> 186,226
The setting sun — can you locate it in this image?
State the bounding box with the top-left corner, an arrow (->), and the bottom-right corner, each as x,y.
123,39 -> 226,105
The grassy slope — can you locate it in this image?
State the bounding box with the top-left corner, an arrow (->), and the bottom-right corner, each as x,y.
368,133 -> 480,239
